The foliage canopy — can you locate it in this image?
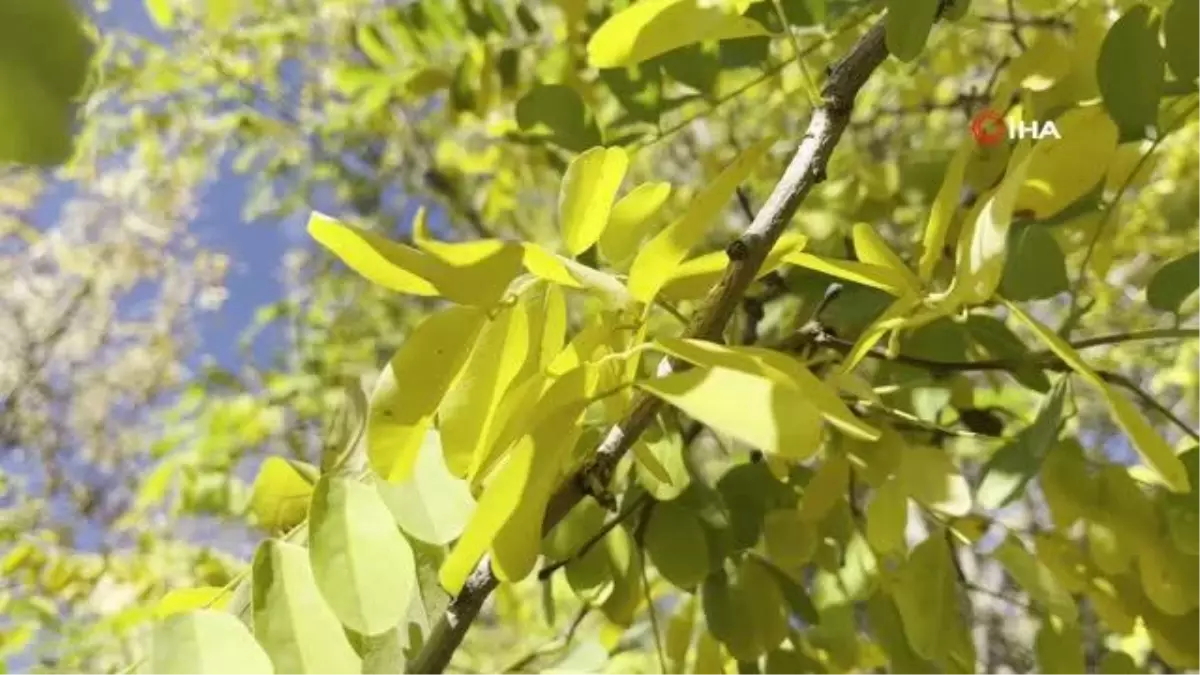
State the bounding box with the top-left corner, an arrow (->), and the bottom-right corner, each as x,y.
1,0 -> 1198,673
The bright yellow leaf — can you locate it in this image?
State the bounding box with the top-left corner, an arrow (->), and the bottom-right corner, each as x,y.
628,139 -> 773,304
852,223 -> 920,294
587,0 -> 768,69
783,251 -> 912,297
250,457 -> 319,532
639,365 -> 823,458
438,303 -> 532,479
560,146 -> 629,256
600,181 -> 672,265
368,306 -> 486,482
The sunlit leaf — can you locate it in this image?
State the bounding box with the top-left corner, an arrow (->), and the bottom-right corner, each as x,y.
150,611 -> 273,674
368,306 -> 485,482
250,457 -> 318,533
599,181 -> 673,265
560,147 -> 629,256
639,364 -> 823,458
309,476 -> 415,635
252,540 -> 361,673
375,431 -> 475,545
628,139 -> 773,303
588,0 -> 768,68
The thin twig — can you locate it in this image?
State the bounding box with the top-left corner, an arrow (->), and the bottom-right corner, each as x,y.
501,605 -> 592,673
536,494 -> 651,581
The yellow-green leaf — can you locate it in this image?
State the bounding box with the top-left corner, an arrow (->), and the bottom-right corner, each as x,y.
852,223 -> 920,294
951,142 -> 1034,305
1004,300 -> 1190,493
993,533 -> 1078,623
250,457 -> 318,533
628,139 -> 773,304
600,181 -> 672,265
799,452 -> 850,522
155,587 -> 230,619
1013,105 -> 1120,220
150,611 -> 274,675
438,303 -> 532,479
587,0 -> 768,69
783,251 -> 912,297
639,365 -> 823,458
308,212 -> 443,297
867,478 -> 908,555
368,306 -> 485,482
309,476 -> 416,635
411,207 -> 524,306
375,431 -> 475,545
654,338 -> 880,441
560,146 -> 629,256
919,139 -> 971,282
893,532 -> 974,670
897,445 -> 972,517
1036,618 -> 1086,674
252,540 -> 361,674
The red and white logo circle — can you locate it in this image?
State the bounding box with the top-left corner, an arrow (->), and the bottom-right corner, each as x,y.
970,109 -> 1007,147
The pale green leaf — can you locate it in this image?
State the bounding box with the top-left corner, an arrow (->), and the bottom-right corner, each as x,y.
150,611 -> 273,674
1036,619 -> 1086,674
252,540 -> 362,674
375,431 -> 475,545
309,476 -> 416,635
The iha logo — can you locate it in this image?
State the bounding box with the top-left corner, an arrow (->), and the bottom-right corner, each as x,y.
970,108 -> 1062,146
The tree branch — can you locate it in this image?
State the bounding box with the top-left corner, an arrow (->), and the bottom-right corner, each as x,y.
409,16 -> 897,674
